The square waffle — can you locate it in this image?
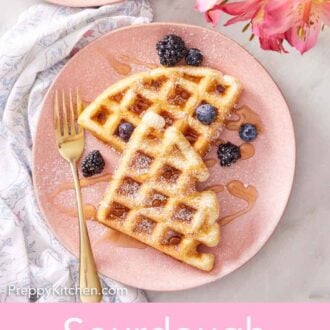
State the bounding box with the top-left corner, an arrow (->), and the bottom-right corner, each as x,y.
78,66 -> 242,156
97,112 -> 220,271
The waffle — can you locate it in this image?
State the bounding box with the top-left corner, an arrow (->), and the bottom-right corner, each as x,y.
78,66 -> 242,156
97,112 -> 220,271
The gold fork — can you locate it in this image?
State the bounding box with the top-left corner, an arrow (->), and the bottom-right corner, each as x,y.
54,90 -> 102,303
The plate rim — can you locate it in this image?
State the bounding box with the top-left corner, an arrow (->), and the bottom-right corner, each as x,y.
32,22 -> 296,292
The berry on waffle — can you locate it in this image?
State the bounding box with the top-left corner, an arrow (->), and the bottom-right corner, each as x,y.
78,66 -> 242,157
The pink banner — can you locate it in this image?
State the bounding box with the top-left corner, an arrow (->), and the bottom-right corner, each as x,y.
0,303 -> 329,329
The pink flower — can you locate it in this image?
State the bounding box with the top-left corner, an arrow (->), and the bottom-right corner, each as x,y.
195,0 -> 330,54
285,0 -> 330,54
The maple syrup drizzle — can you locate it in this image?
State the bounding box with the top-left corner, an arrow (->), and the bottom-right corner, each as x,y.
59,204 -> 97,220
118,54 -> 158,69
203,180 -> 258,225
106,53 -> 159,76
185,133 -> 198,144
212,138 -> 224,146
205,158 -> 217,168
240,143 -> 255,160
50,173 -> 112,220
96,229 -> 146,249
50,173 -> 112,199
204,184 -> 225,193
225,105 -> 264,132
107,54 -> 132,75
219,180 -> 258,226
50,172 -> 146,249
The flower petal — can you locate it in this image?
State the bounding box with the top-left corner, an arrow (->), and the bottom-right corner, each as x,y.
205,8 -> 223,27
221,0 -> 264,26
285,22 -> 322,54
195,0 -> 220,12
220,0 -> 262,16
261,0 -> 296,35
259,34 -> 288,53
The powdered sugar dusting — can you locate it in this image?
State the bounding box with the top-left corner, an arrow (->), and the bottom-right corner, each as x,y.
33,23 -> 294,291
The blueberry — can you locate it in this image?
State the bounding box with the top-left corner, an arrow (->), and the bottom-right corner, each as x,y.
217,142 -> 241,167
185,48 -> 203,66
239,123 -> 258,142
118,122 -> 134,142
195,104 -> 217,125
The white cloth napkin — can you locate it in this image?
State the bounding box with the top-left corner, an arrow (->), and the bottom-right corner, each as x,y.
0,0 -> 152,303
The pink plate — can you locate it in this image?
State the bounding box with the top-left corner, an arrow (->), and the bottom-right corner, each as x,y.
32,23 -> 295,291
46,0 -> 122,7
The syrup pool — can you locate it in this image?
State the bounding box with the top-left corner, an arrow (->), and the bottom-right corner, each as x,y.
49,172 -> 146,249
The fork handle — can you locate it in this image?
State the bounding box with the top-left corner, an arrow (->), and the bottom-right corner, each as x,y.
70,161 -> 103,303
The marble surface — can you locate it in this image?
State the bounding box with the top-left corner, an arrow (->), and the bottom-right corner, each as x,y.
1,0 -> 329,302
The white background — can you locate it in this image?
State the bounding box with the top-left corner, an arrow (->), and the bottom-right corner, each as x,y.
1,0 -> 330,302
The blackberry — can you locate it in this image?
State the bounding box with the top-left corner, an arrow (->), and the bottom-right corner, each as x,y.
118,122 -> 135,142
239,123 -> 258,142
185,48 -> 203,66
156,34 -> 187,67
217,142 -> 241,167
195,104 -> 217,125
81,150 -> 105,177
